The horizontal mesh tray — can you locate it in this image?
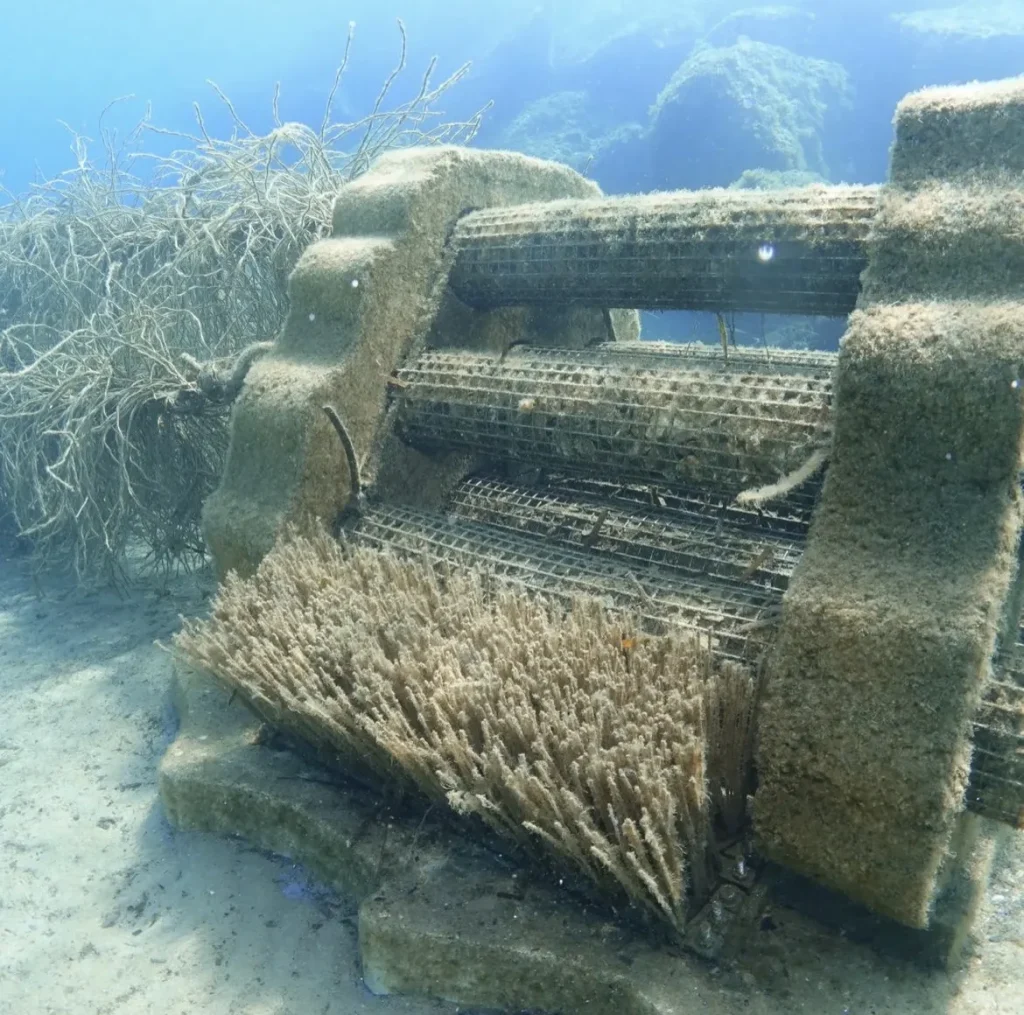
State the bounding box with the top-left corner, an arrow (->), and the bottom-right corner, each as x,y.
394,345 -> 833,502
449,186 -> 879,316
968,643 -> 1024,827
449,475 -> 803,595
351,501 -> 780,663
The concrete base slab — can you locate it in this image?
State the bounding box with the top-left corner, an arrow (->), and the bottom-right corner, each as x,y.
159,660 -> 1023,1015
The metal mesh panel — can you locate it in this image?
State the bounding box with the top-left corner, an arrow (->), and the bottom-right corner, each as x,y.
559,340 -> 840,377
352,478 -> 1019,820
449,186 -> 880,316
352,501 -> 779,662
450,476 -> 803,595
537,473 -> 820,538
395,345 -> 833,501
968,641 -> 1024,827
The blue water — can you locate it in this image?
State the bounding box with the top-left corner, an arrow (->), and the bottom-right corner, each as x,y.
4,1 -> 1023,199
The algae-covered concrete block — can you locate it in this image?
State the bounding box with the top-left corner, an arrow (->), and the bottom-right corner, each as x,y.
202,147 -> 625,579
755,77 -> 1024,930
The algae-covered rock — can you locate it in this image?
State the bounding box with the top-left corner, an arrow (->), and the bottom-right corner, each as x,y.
649,40 -> 850,191
893,2 -> 1024,40
704,5 -> 818,51
729,168 -> 829,190
497,90 -> 643,175
892,3 -> 1024,85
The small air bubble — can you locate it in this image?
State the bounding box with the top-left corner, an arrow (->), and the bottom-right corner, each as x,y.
945,451 -> 953,461
1013,379 -> 1020,390
351,278 -> 360,289
308,312 -> 316,322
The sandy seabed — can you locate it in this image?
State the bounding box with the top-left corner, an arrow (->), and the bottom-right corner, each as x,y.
0,558 -> 454,1015
0,554 -> 1021,1015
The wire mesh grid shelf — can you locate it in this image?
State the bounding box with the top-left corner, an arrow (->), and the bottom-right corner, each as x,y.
395,347 -> 832,501
449,475 -> 803,595
352,501 -> 780,663
449,187 -> 880,316
969,637 -> 1024,827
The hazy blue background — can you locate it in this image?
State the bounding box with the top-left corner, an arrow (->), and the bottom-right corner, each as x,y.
3,0 -> 1022,196
1,0 -> 526,191
2,1 -> 1021,347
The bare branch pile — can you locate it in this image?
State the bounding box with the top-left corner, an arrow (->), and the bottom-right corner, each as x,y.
0,21 -> 487,581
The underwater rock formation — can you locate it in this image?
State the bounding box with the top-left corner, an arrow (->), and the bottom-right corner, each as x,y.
892,3 -> 1024,88
649,39 -> 850,191
729,168 -> 829,190
496,90 -> 643,176
703,5 -> 818,52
